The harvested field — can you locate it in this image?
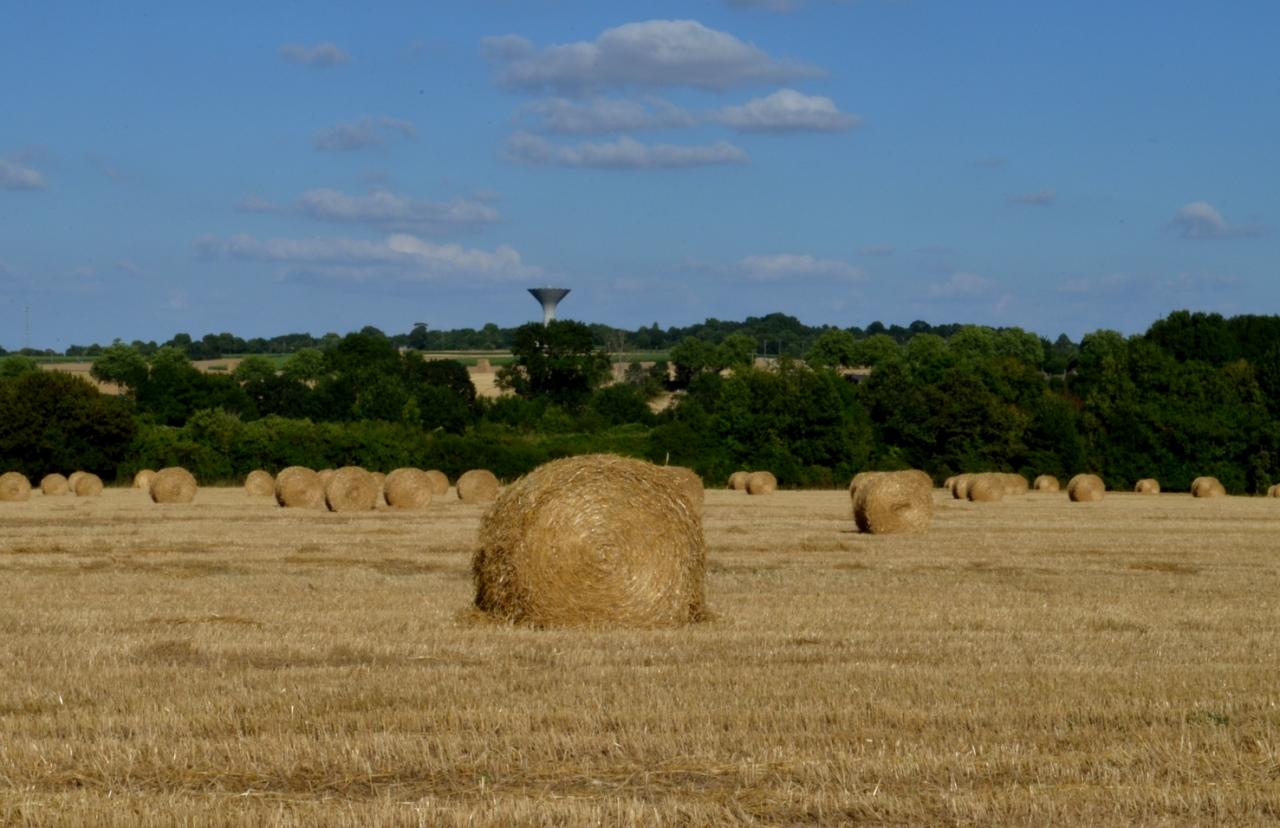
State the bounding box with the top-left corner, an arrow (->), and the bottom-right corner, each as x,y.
1,488 -> 1279,825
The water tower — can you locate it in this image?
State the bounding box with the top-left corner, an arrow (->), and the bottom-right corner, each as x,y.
528,287 -> 570,326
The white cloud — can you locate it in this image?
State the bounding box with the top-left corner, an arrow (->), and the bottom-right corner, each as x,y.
314,116 -> 417,152
519,96 -> 696,133
1008,188 -> 1055,206
715,89 -> 858,132
0,159 -> 46,190
483,19 -> 821,94
1170,201 -> 1262,240
504,132 -> 749,169
736,253 -> 863,282
928,271 -> 993,298
195,233 -> 540,282
240,189 -> 501,234
279,42 -> 350,67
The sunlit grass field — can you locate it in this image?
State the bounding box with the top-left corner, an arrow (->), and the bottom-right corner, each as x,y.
2,486 -> 1278,825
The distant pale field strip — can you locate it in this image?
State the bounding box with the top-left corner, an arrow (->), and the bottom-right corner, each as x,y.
1,489 -> 1279,825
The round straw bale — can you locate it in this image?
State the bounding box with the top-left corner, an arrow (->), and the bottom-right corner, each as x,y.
1033,475 -> 1060,492
1269,484 -> 1280,497
1000,473 -> 1029,495
727,471 -> 749,491
457,469 -> 500,503
40,473 -> 69,496
150,467 -> 197,504
943,475 -> 957,492
133,469 -> 156,490
474,454 -> 705,627
951,473 -> 977,499
848,471 -> 879,500
852,472 -> 932,534
67,471 -> 86,492
384,468 -> 434,510
1134,478 -> 1160,494
325,466 -> 378,512
244,469 -> 275,497
0,471 -> 32,502
73,473 -> 103,497
274,466 -> 324,509
371,471 -> 386,489
967,473 -> 1005,502
317,469 -> 335,486
1067,473 -> 1105,502
663,466 -> 704,510
746,471 -> 777,495
424,470 -> 450,496
1191,476 -> 1226,498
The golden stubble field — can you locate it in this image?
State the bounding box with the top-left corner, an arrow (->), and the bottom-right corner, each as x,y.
1,486 -> 1279,826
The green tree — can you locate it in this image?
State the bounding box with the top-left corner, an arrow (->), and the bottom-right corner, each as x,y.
806,329 -> 858,368
232,355 -> 277,385
497,321 -> 610,406
91,341 -> 149,396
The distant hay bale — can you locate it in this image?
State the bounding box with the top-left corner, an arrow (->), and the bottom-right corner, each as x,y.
325,466 -> 378,512
1033,475 -> 1060,492
1067,473 -> 1105,502
951,473 -> 977,500
150,467 -> 198,504
663,466 -> 704,510
0,471 -> 32,502
133,469 -> 156,490
40,473 -> 69,496
67,471 -> 86,493
73,473 -> 103,497
727,471 -> 750,491
848,471 -> 879,500
424,470 -> 450,496
371,471 -> 386,489
317,469 -> 335,486
474,454 -> 705,627
967,473 -> 1005,502
384,468 -> 434,510
943,475 -> 957,492
244,470 -> 275,497
1269,484 -> 1280,498
852,472 -> 932,534
474,357 -> 492,373
1134,478 -> 1161,495
1000,473 -> 1029,496
274,466 -> 325,509
746,471 -> 777,495
457,469 -> 500,503
1191,476 -> 1226,498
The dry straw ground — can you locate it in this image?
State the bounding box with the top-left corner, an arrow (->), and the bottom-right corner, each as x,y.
1,487 -> 1279,825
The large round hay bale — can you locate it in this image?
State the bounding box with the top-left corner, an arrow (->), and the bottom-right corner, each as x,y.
727,471 -> 750,491
133,469 -> 156,490
457,469 -> 500,503
1191,476 -> 1226,498
0,472 -> 32,502
1033,475 -> 1060,492
746,471 -> 777,495
1134,478 -> 1160,495
951,473 -> 977,500
325,466 -> 378,512
967,473 -> 1005,502
67,471 -> 86,492
663,466 -> 704,510
244,470 -> 275,497
384,468 -> 434,510
1000,473 -> 1029,495
423,470 -> 450,496
848,471 -> 879,500
150,467 -> 198,504
1067,473 -> 1105,502
474,454 -> 705,627
852,472 -> 932,534
73,473 -> 103,497
317,469 -> 335,486
274,466 -> 324,509
852,469 -> 930,500
40,473 -> 69,496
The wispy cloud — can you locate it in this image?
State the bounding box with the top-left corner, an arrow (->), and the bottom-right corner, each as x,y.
715,89 -> 859,132
1169,201 -> 1263,240
736,253 -> 863,282
483,19 -> 821,94
519,96 -> 696,134
0,158 -> 46,190
504,132 -> 749,169
314,116 -> 417,152
279,42 -> 350,67
1007,188 -> 1055,206
239,188 -> 501,234
858,244 -> 895,257
928,271 -> 993,298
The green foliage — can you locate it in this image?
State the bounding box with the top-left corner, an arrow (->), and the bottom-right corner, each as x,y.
0,370 -> 136,481
497,321 -> 611,406
0,355 -> 40,379
806,329 -> 858,368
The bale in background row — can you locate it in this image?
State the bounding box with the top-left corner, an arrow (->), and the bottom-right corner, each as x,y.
133,469 -> 156,490
746,471 -> 777,495
151,467 -> 198,504
457,469 -> 500,503
385,468 -> 433,510
40,473 -> 69,496
1134,479 -> 1160,494
851,470 -> 932,534
1269,485 -> 1280,498
474,454 -> 705,628
325,467 -> 378,512
73,473 -> 103,497
425,470 -> 450,496
0,472 -> 32,502
1033,475 -> 1060,492
967,473 -> 1005,502
1068,473 -> 1105,502
1191,476 -> 1226,498
727,471 -> 750,491
67,471 -> 86,493
275,466 -> 324,509
242,470 -> 274,497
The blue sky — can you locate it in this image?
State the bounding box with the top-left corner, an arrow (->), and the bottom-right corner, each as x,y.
1,1 -> 1276,350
